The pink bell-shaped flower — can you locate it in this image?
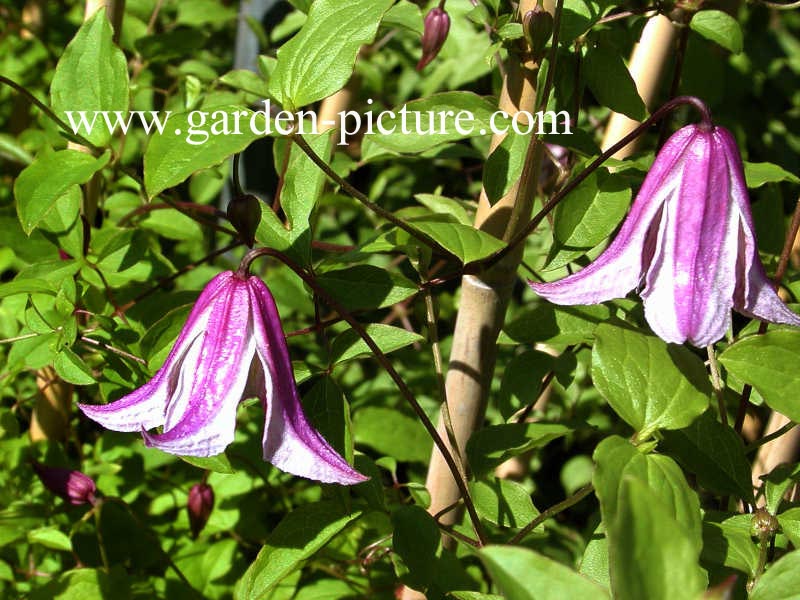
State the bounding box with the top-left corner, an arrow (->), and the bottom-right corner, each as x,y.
79,271 -> 367,485
530,124 -> 800,346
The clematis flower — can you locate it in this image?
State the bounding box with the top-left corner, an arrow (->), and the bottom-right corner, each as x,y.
530,124 -> 800,347
79,271 -> 366,485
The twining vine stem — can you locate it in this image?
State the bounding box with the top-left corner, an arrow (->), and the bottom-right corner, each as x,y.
238,247 -> 489,546
510,482 -> 595,544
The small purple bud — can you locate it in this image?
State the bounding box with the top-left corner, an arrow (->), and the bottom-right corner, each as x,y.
226,194 -> 262,248
33,462 -> 97,506
417,7 -> 450,71
523,5 -> 554,60
187,483 -> 214,538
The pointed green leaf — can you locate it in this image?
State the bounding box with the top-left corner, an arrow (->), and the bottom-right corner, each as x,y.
749,549 -> 800,600
269,0 -> 394,108
14,150 -> 110,234
719,329 -> 800,421
592,324 -> 710,436
584,45 -> 647,121
236,502 -> 362,600
50,9 -> 129,147
690,10 -> 743,54
479,545 -> 610,600
660,410 -> 753,501
144,106 -> 268,198
330,324 -> 423,364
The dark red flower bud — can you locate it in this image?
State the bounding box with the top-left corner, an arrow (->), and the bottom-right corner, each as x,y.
33,462 -> 97,506
417,7 -> 450,71
523,5 -> 554,60
226,194 -> 262,248
187,483 -> 214,538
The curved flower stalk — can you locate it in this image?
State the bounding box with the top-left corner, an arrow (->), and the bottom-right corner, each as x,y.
531,124 -> 800,346
79,271 -> 367,485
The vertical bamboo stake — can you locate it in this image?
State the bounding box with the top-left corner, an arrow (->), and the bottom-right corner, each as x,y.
600,14 -> 678,159
30,367 -> 73,442
422,0 -> 546,538
752,413 -> 800,506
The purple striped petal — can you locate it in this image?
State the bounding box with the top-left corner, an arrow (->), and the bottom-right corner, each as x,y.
531,126 -> 698,305
713,128 -> 800,327
78,272 -> 232,431
642,129 -> 739,346
247,276 -> 367,485
142,275 -> 254,457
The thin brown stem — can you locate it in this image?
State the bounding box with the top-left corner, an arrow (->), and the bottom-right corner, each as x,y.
510,483 -> 594,544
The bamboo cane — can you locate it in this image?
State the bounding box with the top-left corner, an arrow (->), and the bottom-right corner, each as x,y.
421,0 -> 546,542
600,14 -> 679,159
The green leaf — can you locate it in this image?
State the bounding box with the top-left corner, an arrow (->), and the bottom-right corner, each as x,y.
584,45 -> 647,121
467,422 -> 573,475
274,132 -> 334,262
50,8 -> 129,147
450,594 -> 504,600
762,463 -> 800,514
690,10 -> 744,54
353,406 -> 431,463
778,507 -> 800,548
383,0 -> 424,34
591,324 -> 710,437
53,348 -> 96,385
219,69 -> 271,97
27,527 -> 72,552
269,0 -> 394,108
406,220 -> 505,264
236,501 -> 362,600
614,477 -> 706,600
505,304 -> 611,345
479,545 -> 610,600
330,324 -> 423,364
180,453 -> 236,474
749,549 -> 800,600
719,330 -> 800,421
744,161 -> 800,188
470,479 -> 539,529
593,436 -> 705,600
484,130 -> 529,206
499,349 -> 555,420
0,278 -> 57,299
317,265 -> 418,311
392,505 -> 441,590
28,567 -> 132,600
552,171 -> 631,250
366,92 -> 498,155
559,0 -> 604,43
302,377 -> 353,463
660,410 -> 753,501
139,304 -> 192,369
415,193 -> 473,225
14,150 -> 110,234
144,106 -> 268,198
701,512 -> 759,577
